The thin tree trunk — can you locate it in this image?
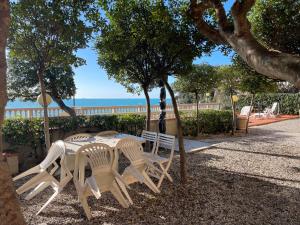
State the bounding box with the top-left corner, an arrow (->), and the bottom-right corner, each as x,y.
37,66 -> 51,150
143,86 -> 151,131
230,93 -> 236,135
245,93 -> 255,134
51,96 -> 76,117
164,80 -> 187,184
0,1 -> 26,224
195,92 -> 199,135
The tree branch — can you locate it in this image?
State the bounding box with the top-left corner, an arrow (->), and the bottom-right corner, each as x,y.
231,0 -> 255,36
190,0 -> 227,44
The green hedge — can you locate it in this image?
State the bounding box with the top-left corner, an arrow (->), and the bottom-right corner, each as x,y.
3,114 -> 146,147
181,110 -> 232,136
238,93 -> 300,115
3,110 -> 233,148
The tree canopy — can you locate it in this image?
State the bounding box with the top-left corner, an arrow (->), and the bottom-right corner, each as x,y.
173,63 -> 218,97
8,59 -> 76,115
8,0 -> 99,69
249,0 -> 300,55
232,55 -> 278,95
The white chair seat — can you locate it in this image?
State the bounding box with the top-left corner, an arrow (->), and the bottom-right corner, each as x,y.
143,152 -> 168,164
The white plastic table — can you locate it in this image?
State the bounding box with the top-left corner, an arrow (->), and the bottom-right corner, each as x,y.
64,133 -> 145,186
64,133 -> 145,153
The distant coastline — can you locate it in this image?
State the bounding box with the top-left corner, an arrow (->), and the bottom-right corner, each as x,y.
6,98 -> 172,109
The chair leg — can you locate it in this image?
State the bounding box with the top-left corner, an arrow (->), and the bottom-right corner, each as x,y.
157,163 -> 173,189
79,195 -> 92,220
36,190 -> 59,215
110,182 -> 129,208
13,166 -> 40,181
115,178 -> 133,205
142,171 -> 160,193
25,181 -> 50,200
16,172 -> 47,195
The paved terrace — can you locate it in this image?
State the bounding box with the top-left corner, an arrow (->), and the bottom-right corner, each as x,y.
17,118 -> 300,225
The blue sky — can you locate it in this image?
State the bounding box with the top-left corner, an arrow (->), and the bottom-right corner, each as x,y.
73,0 -> 234,99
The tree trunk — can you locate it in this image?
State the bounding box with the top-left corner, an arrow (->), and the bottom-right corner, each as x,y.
0,1 -> 26,224
195,92 -> 199,135
142,86 -> 151,131
190,0 -> 300,88
37,66 -> 51,150
245,93 -> 255,134
51,95 -> 76,117
164,80 -> 187,184
230,93 -> 236,135
158,80 -> 166,133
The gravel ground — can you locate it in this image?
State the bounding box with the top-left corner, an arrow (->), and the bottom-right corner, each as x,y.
16,118 -> 300,225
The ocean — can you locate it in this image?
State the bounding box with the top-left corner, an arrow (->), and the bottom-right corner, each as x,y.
6,98 -> 172,109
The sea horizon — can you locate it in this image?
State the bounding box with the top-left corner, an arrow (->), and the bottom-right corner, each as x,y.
6,98 -> 172,109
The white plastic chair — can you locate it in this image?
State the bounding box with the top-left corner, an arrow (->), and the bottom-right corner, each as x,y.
64,133 -> 93,171
144,133 -> 175,189
96,130 -> 119,137
13,140 -> 72,215
141,130 -> 157,154
116,138 -> 160,194
253,102 -> 280,118
240,106 -> 253,117
73,143 -> 132,220
264,102 -> 279,117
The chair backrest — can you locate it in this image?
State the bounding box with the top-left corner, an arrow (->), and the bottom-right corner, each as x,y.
40,140 -> 65,170
240,106 -> 252,117
77,143 -> 114,171
271,102 -> 279,114
156,133 -> 176,155
141,130 -> 157,153
141,130 -> 157,143
64,133 -> 93,142
96,130 -> 118,137
116,138 -> 144,163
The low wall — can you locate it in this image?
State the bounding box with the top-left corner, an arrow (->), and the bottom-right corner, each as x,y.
150,118 -> 177,136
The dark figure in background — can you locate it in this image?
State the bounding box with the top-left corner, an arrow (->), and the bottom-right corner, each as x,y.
159,80 -> 166,133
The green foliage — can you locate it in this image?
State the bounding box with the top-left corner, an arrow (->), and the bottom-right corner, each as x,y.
232,55 -> 278,94
250,0 -> 300,55
173,63 -> 218,97
87,115 -> 119,131
9,0 -> 99,67
3,114 -> 146,147
238,93 -> 300,115
96,0 -> 211,85
216,65 -> 240,96
181,110 -> 232,136
8,60 -> 76,101
3,118 -> 43,147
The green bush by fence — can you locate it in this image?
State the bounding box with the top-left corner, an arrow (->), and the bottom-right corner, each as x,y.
238,93 -> 300,115
3,110 -> 232,149
3,114 -> 146,148
181,110 -> 232,136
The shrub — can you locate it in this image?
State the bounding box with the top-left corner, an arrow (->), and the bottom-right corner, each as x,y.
181,110 -> 232,136
3,114 -> 146,147
238,93 -> 300,115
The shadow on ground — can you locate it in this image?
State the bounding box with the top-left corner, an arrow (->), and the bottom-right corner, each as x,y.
18,152 -> 300,225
